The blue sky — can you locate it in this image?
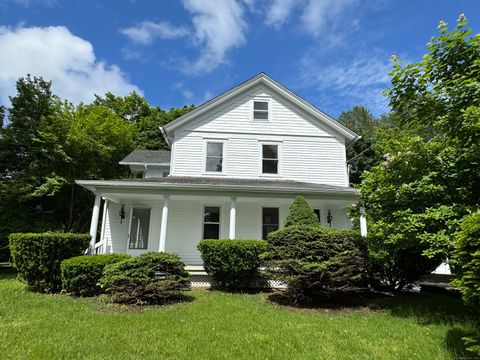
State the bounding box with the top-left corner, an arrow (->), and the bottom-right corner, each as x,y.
0,0 -> 479,117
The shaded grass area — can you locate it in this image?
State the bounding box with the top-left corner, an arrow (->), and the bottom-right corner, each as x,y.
0,267 -> 478,360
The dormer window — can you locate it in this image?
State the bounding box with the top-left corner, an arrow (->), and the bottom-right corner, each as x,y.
253,101 -> 269,120
206,142 -> 223,172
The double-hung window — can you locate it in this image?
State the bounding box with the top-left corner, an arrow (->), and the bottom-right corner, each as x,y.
129,208 -> 151,249
203,206 -> 220,239
262,144 -> 278,174
314,209 -> 321,223
262,207 -> 279,239
253,101 -> 269,120
206,142 -> 223,172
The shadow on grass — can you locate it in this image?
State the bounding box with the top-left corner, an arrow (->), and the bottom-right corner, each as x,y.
0,266 -> 16,281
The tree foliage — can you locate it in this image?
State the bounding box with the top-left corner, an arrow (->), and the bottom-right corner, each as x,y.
284,196 -> 319,227
360,15 -> 480,291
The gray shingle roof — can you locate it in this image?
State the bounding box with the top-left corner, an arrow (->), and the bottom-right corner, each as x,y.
77,176 -> 357,196
119,150 -> 171,165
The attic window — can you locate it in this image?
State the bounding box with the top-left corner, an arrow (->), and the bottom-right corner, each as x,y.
253,101 -> 269,120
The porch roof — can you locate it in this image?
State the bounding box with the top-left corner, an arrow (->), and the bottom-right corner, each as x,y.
76,176 -> 358,197
119,149 -> 171,166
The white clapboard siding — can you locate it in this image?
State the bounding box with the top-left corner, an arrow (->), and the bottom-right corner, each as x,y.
171,87 -> 349,186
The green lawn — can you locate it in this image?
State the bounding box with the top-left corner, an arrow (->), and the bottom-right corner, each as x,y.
0,268 -> 477,360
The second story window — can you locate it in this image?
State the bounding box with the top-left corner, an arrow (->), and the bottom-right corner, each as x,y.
262,144 -> 278,174
253,101 -> 269,120
206,142 -> 223,172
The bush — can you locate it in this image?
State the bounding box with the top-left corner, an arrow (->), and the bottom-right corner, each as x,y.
61,254 -> 131,297
198,239 -> 267,289
99,252 -> 191,305
9,232 -> 90,293
266,225 -> 367,300
284,196 -> 319,227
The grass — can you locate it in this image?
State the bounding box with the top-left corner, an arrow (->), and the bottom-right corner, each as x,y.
0,268 -> 478,360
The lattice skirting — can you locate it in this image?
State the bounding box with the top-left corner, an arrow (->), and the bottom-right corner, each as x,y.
190,274 -> 286,289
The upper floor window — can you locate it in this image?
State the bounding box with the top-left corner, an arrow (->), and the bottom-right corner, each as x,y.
206,142 -> 223,172
253,101 -> 269,120
262,144 -> 278,174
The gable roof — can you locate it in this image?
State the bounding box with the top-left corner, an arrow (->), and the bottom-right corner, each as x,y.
161,72 -> 360,146
119,149 -> 171,166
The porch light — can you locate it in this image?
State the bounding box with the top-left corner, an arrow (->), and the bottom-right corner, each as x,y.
327,210 -> 332,228
119,205 -> 126,223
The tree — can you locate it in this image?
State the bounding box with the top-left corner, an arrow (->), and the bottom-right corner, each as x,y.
284,196 -> 319,227
360,15 -> 480,291
338,106 -> 380,185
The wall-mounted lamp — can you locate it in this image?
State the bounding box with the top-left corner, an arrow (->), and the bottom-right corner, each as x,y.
327,210 -> 332,228
119,205 -> 126,224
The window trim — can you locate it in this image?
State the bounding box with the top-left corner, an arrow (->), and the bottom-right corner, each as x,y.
204,140 -> 225,174
260,142 -> 281,176
127,206 -> 152,251
262,207 -> 279,240
202,205 -> 221,240
251,98 -> 270,122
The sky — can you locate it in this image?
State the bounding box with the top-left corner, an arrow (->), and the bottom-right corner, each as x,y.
0,0 -> 479,118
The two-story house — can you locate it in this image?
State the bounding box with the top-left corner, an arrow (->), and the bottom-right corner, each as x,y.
76,73 -> 361,266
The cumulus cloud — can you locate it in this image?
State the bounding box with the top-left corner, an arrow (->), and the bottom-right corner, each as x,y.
0,25 -> 141,105
265,0 -> 297,29
120,21 -> 189,45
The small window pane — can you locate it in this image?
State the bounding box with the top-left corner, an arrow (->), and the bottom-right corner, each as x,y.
263,145 -> 278,159
262,207 -> 279,239
129,208 -> 150,249
262,160 -> 278,174
204,207 -> 220,223
254,101 -> 268,110
206,158 -> 223,172
254,111 -> 268,120
207,142 -> 223,157
203,224 -> 220,239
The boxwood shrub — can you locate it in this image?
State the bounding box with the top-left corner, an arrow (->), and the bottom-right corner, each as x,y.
61,254 -> 131,297
197,239 -> 267,289
99,252 -> 191,305
9,232 -> 91,293
265,225 -> 367,300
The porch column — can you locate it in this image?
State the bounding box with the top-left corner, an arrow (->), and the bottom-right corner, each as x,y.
229,196 -> 236,239
360,207 -> 368,237
159,194 -> 169,252
88,194 -> 102,254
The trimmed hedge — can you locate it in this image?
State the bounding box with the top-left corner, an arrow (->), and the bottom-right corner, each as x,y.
99,252 -> 191,305
284,195 -> 319,227
266,225 -> 367,299
9,232 -> 90,293
61,254 -> 131,297
198,239 -> 267,289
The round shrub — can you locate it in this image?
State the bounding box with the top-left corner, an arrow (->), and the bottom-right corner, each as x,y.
198,239 -> 267,289
61,254 -> 131,297
99,252 -> 191,305
9,232 -> 91,293
266,225 -> 367,300
284,195 -> 319,227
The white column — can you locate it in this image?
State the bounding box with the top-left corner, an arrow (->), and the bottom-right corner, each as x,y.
229,196 -> 236,239
159,194 -> 169,252
88,194 -> 102,254
360,207 -> 368,237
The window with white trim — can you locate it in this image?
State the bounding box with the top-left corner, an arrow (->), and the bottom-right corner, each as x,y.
203,206 -> 220,239
129,208 -> 150,249
206,142 -> 223,172
262,144 -> 278,174
253,101 -> 269,120
314,209 -> 321,223
262,207 -> 279,239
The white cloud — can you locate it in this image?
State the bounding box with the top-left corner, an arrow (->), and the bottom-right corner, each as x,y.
0,25 -> 141,105
120,21 -> 189,45
180,0 -> 247,74
2,0 -> 56,7
298,51 -> 392,115
265,0 -> 297,29
301,0 -> 358,37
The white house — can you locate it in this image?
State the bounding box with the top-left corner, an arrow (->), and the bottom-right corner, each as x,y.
76,73 -> 363,266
